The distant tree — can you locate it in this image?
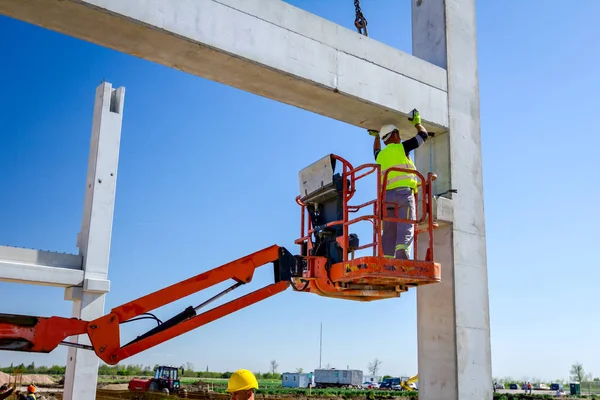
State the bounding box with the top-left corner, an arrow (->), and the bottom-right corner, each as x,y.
571,363 -> 586,383
368,358 -> 382,376
180,362 -> 196,377
296,368 -> 304,373
270,360 -> 279,374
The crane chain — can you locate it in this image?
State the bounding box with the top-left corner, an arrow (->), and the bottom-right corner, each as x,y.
354,0 -> 368,36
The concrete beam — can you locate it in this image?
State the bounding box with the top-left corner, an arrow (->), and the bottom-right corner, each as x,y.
413,1 -> 492,399
0,245 -> 83,287
64,81 -> 124,400
0,0 -> 449,136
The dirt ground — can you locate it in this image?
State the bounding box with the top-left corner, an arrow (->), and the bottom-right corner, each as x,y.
98,384 -> 128,391
0,373 -> 56,386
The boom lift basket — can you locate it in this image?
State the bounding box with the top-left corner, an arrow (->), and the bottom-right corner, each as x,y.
293,154 -> 440,301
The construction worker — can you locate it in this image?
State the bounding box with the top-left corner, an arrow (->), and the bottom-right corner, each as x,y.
226,369 -> 258,400
0,384 -> 15,400
25,385 -> 36,400
368,109 -> 434,260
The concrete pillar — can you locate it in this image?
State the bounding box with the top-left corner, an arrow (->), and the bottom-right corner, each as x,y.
412,1 -> 492,399
63,82 -> 125,400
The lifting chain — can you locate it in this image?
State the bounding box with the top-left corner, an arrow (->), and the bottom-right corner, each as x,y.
354,0 -> 368,36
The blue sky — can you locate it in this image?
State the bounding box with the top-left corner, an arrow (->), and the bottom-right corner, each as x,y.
1,0 -> 599,383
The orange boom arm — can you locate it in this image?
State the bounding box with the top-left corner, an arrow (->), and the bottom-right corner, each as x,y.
0,245 -> 295,365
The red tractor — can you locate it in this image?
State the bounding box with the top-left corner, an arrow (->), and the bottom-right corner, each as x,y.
128,365 -> 182,395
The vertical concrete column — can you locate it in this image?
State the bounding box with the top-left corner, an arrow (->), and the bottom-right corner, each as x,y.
63,82 -> 125,400
412,1 -> 492,399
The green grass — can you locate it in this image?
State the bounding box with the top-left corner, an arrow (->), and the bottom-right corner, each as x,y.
192,382 -> 417,398
198,379 -> 281,388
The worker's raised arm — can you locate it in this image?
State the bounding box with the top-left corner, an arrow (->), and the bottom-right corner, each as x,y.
368,129 -> 381,160
402,109 -> 435,155
0,387 -> 14,400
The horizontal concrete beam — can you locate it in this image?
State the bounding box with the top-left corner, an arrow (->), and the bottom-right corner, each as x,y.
0,0 -> 449,135
0,245 -> 84,287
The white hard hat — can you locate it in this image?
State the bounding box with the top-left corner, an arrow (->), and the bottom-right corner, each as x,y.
379,124 -> 399,141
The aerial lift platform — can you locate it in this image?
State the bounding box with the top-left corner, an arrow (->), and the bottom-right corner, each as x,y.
0,154 -> 440,365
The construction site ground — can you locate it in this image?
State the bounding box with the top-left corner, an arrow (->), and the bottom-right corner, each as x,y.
0,374 -> 590,400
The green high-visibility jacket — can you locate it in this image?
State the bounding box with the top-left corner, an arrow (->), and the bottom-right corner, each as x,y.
375,143 -> 418,191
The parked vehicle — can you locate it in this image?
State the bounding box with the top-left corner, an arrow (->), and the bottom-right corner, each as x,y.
379,377 -> 401,390
361,381 -> 379,389
550,383 -> 564,391
362,375 -> 380,389
128,365 -> 182,395
509,383 -> 519,390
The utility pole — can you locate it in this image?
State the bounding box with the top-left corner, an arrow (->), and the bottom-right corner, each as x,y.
319,322 -> 323,369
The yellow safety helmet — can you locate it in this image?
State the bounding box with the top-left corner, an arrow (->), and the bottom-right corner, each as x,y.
226,369 -> 258,393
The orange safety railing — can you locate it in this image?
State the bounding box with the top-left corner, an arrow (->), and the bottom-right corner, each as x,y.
295,154 -> 437,263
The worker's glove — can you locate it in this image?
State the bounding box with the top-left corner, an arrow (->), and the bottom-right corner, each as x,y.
427,131 -> 436,138
408,109 -> 421,126
368,129 -> 379,137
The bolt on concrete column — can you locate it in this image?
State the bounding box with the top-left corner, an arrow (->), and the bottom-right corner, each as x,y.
412,0 -> 492,399
63,82 -> 125,400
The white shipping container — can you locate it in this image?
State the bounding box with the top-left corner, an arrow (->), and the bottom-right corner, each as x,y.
282,373 -> 312,388
314,369 -> 363,387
